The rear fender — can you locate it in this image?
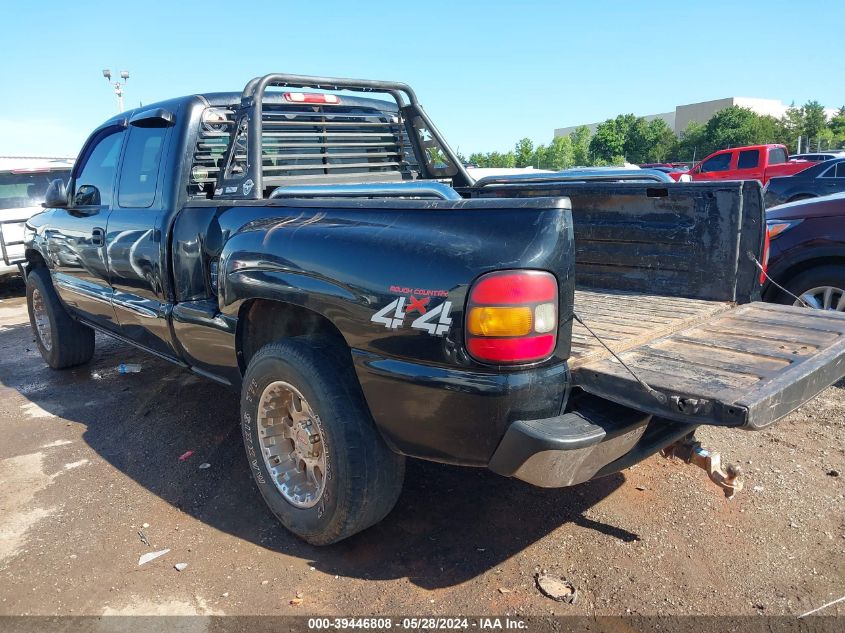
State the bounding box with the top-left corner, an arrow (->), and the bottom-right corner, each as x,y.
216,200 -> 575,366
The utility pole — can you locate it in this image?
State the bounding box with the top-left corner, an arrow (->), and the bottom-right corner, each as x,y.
102,69 -> 130,112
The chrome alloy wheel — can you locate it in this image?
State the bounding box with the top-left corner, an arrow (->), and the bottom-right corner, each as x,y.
256,381 -> 327,508
31,288 -> 52,352
795,286 -> 845,311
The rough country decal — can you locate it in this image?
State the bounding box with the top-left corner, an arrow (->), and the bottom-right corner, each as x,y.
371,289 -> 453,336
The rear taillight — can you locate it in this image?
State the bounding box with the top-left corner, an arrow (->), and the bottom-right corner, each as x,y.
760,228 -> 771,284
283,92 -> 341,104
465,270 -> 558,364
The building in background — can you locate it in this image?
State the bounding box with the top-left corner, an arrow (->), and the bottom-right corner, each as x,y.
554,98 -> 837,138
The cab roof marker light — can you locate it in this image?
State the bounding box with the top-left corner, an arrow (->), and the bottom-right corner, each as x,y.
283,92 -> 341,104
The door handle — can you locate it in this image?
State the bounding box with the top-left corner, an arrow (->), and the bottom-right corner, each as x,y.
91,227 -> 105,246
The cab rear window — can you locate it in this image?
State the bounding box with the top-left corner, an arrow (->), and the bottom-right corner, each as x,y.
768,148 -> 787,164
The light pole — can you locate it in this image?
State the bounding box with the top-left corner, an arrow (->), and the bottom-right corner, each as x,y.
102,69 -> 130,112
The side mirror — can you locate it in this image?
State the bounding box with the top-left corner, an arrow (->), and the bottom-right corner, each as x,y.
43,179 -> 68,208
74,185 -> 101,207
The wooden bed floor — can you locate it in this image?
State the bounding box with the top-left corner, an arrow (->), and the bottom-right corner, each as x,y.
570,288 -> 734,368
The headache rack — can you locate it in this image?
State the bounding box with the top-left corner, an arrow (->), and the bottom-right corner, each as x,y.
208,73 -> 472,199
0,217 -> 28,277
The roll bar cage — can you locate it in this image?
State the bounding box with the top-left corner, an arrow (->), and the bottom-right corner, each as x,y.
214,73 -> 473,198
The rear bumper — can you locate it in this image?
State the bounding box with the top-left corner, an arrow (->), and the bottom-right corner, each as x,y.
489,397 -> 695,488
352,349 -> 570,466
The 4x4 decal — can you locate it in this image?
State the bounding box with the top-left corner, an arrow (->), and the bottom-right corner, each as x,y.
371,295 -> 453,336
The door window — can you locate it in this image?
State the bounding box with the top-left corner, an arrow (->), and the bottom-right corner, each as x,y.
73,131 -> 124,207
118,126 -> 167,208
737,149 -> 760,169
700,153 -> 732,173
819,163 -> 845,178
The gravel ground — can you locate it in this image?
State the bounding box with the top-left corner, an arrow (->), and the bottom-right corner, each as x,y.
0,282 -> 842,620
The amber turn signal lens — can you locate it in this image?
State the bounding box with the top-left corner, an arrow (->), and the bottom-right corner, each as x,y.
467,306 -> 533,337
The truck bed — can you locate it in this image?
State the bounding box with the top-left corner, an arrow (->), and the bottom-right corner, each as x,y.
570,289 -> 733,367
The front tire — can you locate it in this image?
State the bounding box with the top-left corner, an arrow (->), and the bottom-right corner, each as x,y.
241,337 -> 405,545
26,267 -> 95,369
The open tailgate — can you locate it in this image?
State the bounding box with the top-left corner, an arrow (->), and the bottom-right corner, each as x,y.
573,302 -> 845,430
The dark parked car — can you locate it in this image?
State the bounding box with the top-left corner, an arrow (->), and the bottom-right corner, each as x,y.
764,192 -> 845,310
788,151 -> 845,162
764,158 -> 845,207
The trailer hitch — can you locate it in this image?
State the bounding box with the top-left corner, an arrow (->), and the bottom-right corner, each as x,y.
660,435 -> 743,499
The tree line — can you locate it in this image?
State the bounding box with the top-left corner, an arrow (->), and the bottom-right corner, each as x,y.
464,102 -> 845,169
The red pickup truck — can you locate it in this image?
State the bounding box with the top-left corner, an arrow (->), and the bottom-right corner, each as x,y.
689,144 -> 811,185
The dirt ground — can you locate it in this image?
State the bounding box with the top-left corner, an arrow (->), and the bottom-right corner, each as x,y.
0,280 -> 842,620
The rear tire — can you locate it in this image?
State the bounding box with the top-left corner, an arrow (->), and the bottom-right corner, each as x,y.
778,265 -> 845,311
26,267 -> 95,369
241,337 -> 405,545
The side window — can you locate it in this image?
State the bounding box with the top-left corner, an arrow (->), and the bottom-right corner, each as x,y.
73,130 -> 125,206
700,153 -> 732,173
768,148 -> 787,165
118,126 -> 167,208
836,163 -> 845,178
819,164 -> 837,178
737,149 -> 760,169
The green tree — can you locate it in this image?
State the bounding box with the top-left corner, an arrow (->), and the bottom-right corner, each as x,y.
514,138 -> 534,167
484,151 -> 516,168
467,152 -> 487,167
545,135 -> 574,170
623,117 -> 652,164
829,106 -> 845,146
672,121 -> 707,162
702,106 -> 761,150
533,144 -> 547,170
756,115 -> 782,145
779,102 -> 804,152
485,152 -> 502,167
803,100 -> 828,142
590,114 -> 636,162
645,119 -> 677,163
622,117 -> 675,164
570,126 -> 592,166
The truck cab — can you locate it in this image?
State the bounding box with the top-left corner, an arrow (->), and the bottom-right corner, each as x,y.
689,144 -> 811,185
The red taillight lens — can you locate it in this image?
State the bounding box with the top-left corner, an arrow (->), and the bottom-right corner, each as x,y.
760,228 -> 771,284
465,270 -> 558,364
467,335 -> 556,364
283,92 -> 341,104
470,271 -> 557,304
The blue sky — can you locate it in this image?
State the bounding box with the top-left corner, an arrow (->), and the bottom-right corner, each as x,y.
1,0 -> 841,158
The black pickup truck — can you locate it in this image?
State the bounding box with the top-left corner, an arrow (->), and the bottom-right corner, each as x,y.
23,74 -> 845,544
